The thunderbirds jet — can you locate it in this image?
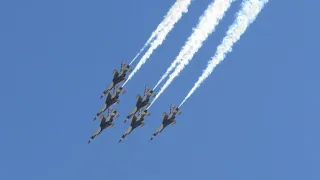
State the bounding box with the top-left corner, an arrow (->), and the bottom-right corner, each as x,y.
100,61 -> 132,99
150,104 -> 181,141
124,86 -> 156,123
88,109 -> 120,144
94,85 -> 125,120
119,108 -> 151,143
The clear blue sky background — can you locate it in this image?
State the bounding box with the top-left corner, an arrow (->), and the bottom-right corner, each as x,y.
0,0 -> 318,179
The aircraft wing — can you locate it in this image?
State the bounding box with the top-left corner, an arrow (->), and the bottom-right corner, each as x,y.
136,94 -> 142,104
106,92 -> 112,103
162,112 -> 169,122
100,114 -> 107,124
113,69 -> 119,80
130,115 -> 137,125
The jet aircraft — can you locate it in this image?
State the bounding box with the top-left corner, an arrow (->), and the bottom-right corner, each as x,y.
94,85 -> 125,120
100,61 -> 132,99
119,108 -> 151,143
88,109 -> 120,144
124,86 -> 156,123
150,104 -> 181,141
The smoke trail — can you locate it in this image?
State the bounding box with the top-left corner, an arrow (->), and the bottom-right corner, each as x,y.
179,0 -> 269,107
149,0 -> 234,108
153,0 -> 235,90
129,1 -> 187,65
123,0 -> 192,85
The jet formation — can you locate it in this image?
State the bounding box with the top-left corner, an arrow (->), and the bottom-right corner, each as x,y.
88,61 -> 181,144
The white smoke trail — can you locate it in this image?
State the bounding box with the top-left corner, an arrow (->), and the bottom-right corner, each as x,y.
123,0 -> 192,86
129,0 -> 188,65
179,0 -> 269,107
149,0 -> 234,108
153,0 -> 235,90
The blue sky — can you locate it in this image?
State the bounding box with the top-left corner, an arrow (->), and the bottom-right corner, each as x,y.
0,0 -> 318,179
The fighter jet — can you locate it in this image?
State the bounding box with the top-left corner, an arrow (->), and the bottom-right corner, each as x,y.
124,86 -> 156,123
88,109 -> 120,144
119,108 -> 151,143
100,61 -> 132,99
150,104 -> 181,141
94,85 -> 125,120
